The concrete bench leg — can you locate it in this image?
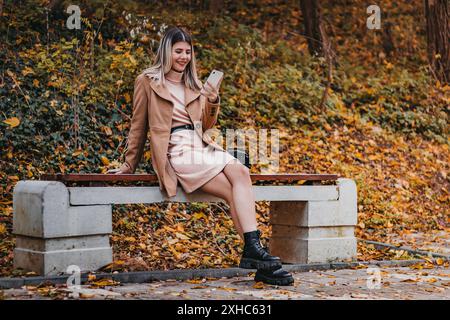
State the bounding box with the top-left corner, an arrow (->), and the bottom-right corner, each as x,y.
269,178 -> 357,264
13,181 -> 113,276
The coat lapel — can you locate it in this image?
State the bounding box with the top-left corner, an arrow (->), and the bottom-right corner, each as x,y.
148,77 -> 202,125
148,78 -> 201,108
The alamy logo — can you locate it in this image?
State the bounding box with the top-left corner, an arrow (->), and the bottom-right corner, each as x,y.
366,267 -> 382,289
366,5 -> 381,30
66,264 -> 81,290
66,5 -> 81,30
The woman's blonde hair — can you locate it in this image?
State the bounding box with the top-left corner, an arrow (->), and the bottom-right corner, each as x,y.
142,26 -> 202,91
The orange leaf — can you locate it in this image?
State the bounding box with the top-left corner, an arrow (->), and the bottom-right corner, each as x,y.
3,117 -> 20,128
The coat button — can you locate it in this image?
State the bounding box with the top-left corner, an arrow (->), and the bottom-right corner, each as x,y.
195,123 -> 200,129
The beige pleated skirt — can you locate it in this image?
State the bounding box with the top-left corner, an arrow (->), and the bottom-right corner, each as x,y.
167,129 -> 237,193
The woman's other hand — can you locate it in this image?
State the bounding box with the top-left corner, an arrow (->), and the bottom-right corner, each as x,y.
106,168 -> 123,174
106,165 -> 131,174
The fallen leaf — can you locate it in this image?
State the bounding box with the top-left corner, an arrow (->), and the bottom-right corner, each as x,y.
89,279 -> 120,287
186,279 -> 204,284
217,287 -> 237,291
3,117 -> 20,128
101,156 -> 110,166
175,232 -> 190,240
253,282 -> 265,289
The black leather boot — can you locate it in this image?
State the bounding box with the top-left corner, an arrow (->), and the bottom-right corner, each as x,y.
255,268 -> 294,286
239,230 -> 282,270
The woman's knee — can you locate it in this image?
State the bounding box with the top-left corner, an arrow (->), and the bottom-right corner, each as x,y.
200,172 -> 233,203
224,161 -> 251,185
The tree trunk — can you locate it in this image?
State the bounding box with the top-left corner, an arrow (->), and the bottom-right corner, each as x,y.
425,0 -> 449,83
299,0 -> 328,56
209,0 -> 223,15
382,21 -> 395,57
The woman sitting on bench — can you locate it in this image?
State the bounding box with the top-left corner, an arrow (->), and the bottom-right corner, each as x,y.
109,26 -> 293,286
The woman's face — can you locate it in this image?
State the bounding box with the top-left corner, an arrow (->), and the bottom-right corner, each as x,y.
171,41 -> 191,72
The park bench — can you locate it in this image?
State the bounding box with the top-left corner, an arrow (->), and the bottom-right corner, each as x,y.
12,173 -> 357,276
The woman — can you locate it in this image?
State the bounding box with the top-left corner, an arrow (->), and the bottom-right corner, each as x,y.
109,26 -> 293,285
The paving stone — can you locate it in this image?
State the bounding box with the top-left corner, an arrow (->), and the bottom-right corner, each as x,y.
1,266 -> 448,300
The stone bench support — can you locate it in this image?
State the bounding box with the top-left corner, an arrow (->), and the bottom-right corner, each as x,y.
269,178 -> 357,263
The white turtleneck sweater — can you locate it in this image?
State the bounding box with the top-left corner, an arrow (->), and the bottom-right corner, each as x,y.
165,69 -> 193,128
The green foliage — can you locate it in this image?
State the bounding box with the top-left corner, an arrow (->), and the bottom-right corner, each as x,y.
340,67 -> 448,143
0,0 -> 447,188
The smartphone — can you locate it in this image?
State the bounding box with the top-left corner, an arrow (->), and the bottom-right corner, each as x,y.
200,69 -> 224,95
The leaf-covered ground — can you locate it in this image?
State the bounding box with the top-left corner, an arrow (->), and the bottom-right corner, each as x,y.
0,0 -> 448,277
1,117 -> 447,276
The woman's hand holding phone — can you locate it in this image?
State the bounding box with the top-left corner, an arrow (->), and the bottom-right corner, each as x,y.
200,69 -> 223,103
201,80 -> 219,103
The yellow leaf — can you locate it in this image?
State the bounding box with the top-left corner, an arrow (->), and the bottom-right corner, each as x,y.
124,93 -> 131,103
186,279 -> 204,284
436,258 -> 444,266
72,150 -> 83,157
128,54 -> 137,65
175,232 -> 190,240
124,236 -> 136,242
102,126 -> 112,136
424,257 -> 434,264
101,156 -> 110,166
144,150 -> 151,161
401,278 -> 419,283
240,99 -> 249,107
253,282 -> 265,289
217,287 -> 237,291
0,224 -> 6,235
90,279 -> 120,287
21,67 -> 34,76
3,117 -> 20,128
192,212 -> 208,221
88,274 -> 96,281
33,79 -> 40,87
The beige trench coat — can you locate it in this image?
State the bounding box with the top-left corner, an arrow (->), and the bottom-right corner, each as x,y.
119,73 -> 225,197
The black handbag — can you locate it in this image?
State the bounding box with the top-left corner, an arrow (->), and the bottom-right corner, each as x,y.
226,148 -> 251,169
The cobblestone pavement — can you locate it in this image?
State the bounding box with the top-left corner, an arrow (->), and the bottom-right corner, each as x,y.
1,265 -> 449,300
387,231 -> 450,255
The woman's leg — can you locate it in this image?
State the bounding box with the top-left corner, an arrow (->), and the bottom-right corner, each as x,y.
222,160 -> 258,233
198,172 -> 244,239
201,161 -> 281,271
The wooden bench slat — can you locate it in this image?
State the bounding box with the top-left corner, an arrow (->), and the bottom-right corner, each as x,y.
40,173 -> 340,183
